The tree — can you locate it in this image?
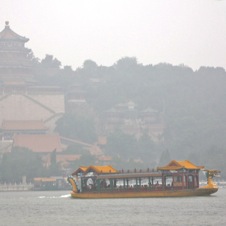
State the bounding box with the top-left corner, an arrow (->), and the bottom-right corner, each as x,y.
55,113 -> 97,143
136,133 -> 156,162
41,54 -> 61,69
83,59 -> 98,71
114,57 -> 138,71
0,147 -> 44,183
63,144 -> 85,154
104,130 -> 138,160
158,149 -> 171,166
68,151 -> 96,171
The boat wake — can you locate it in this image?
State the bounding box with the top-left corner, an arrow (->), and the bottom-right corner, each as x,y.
38,194 -> 70,199
60,194 -> 71,198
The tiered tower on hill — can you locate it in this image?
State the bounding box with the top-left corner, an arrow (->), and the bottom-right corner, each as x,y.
0,21 -> 67,166
0,21 -> 33,83
0,21 -> 65,128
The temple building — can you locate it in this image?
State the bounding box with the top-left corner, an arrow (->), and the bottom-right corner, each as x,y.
0,22 -> 66,167
0,22 -> 65,127
0,21 -> 33,84
102,102 -> 165,142
0,120 -> 48,141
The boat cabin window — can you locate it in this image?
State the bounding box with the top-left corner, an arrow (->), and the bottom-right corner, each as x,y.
188,175 -> 193,182
175,176 -> 182,182
165,177 -> 173,186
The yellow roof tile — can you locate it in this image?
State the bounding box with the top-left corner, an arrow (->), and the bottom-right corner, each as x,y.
72,165 -> 117,175
157,160 -> 204,171
72,166 -> 88,176
87,165 -> 117,174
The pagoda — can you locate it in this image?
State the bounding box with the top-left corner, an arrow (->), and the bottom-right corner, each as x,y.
0,21 -> 33,85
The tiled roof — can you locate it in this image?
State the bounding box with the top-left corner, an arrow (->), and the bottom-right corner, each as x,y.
13,134 -> 62,153
72,166 -> 88,176
177,160 -> 204,169
72,165 -> 117,176
157,160 -> 204,171
1,120 -> 47,131
87,165 -> 117,174
0,21 -> 29,42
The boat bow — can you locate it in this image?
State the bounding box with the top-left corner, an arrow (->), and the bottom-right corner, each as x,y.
67,176 -> 78,193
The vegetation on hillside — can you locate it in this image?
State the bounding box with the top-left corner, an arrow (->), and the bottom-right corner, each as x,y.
34,55 -> 226,176
1,55 -> 226,179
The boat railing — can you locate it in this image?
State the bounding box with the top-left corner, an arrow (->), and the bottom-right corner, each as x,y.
83,186 -> 178,193
80,181 -> 186,193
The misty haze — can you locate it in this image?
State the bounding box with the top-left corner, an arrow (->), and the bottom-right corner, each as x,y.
0,21 -> 225,182
0,1 -> 226,225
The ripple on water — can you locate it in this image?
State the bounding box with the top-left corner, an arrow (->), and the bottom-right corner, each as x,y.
0,189 -> 226,226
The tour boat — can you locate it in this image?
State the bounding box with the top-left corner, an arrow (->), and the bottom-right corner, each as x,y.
67,160 -> 220,199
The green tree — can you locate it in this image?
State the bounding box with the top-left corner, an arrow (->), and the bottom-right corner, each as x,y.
63,144 -> 85,154
83,59 -> 98,71
104,130 -> 138,160
41,54 -> 61,69
0,147 -> 44,183
55,113 -> 97,143
158,149 -> 171,166
136,133 -> 156,162
68,151 -> 96,172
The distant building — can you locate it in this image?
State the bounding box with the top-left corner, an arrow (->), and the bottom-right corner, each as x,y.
13,133 -> 62,152
65,84 -> 87,113
0,22 -> 67,170
12,133 -> 79,169
12,133 -> 63,167
56,153 -> 80,170
1,120 -> 48,141
0,21 -> 33,82
102,101 -> 165,142
0,22 -> 65,128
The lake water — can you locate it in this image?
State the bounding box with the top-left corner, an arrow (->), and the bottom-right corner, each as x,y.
0,188 -> 226,226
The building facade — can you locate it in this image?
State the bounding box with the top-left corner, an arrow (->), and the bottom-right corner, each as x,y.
0,21 -> 33,82
0,22 -> 65,127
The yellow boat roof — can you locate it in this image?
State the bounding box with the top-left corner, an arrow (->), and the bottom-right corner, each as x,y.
72,165 -> 117,175
72,166 -> 88,176
157,160 -> 204,171
86,165 -> 117,174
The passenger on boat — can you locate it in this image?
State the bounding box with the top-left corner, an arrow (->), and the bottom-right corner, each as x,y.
155,181 -> 160,189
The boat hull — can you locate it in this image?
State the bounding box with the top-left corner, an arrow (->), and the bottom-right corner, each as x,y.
70,187 -> 218,199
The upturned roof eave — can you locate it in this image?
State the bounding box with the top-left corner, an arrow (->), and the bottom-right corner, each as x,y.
0,38 -> 29,42
0,22 -> 29,42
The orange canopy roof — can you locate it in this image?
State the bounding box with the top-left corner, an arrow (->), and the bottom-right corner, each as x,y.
157,160 -> 204,171
72,165 -> 117,176
72,166 -> 88,176
86,165 -> 117,174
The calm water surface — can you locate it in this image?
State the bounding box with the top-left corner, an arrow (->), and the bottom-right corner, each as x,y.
0,188 -> 225,226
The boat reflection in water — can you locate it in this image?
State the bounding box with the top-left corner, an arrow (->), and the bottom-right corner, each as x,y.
68,160 -> 220,199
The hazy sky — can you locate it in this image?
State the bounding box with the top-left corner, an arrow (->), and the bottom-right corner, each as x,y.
1,0 -> 226,70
